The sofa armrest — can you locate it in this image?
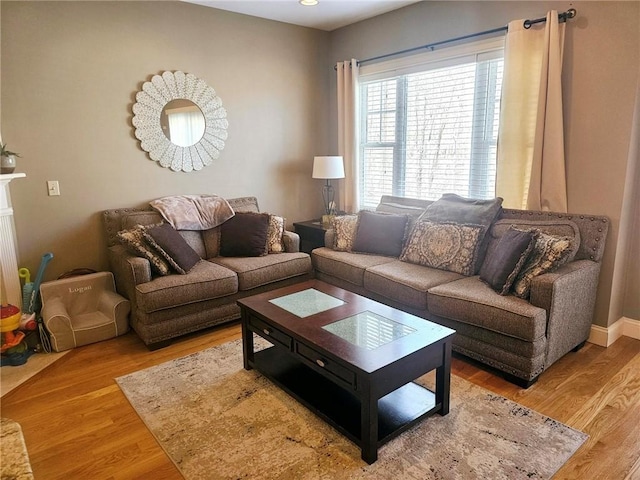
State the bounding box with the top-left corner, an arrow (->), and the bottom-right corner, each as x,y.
283,230 -> 301,253
107,245 -> 152,301
529,259 -> 601,366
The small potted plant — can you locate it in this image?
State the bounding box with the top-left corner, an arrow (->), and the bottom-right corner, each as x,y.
0,143 -> 21,174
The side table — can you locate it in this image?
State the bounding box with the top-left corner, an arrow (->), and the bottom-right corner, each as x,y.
293,220 -> 327,254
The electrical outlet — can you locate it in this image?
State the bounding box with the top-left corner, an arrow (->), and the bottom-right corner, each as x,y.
47,180 -> 60,196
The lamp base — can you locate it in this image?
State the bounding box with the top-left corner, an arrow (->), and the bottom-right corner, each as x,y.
321,214 -> 335,227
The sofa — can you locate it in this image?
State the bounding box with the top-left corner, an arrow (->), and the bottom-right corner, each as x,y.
312,195 -> 609,387
103,196 -> 313,349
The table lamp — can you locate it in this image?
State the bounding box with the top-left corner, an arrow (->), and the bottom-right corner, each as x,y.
312,156 -> 344,224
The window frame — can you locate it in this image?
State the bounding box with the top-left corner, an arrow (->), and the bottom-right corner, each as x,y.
358,37 -> 505,209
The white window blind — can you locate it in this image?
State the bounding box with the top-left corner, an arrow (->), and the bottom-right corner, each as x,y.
359,38 -> 504,210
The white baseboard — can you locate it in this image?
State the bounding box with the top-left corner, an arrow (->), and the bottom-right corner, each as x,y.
588,317 -> 640,347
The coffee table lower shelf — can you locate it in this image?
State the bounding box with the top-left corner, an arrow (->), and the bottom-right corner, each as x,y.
250,345 -> 439,458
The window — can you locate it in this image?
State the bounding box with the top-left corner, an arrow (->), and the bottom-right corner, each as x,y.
359,39 -> 504,209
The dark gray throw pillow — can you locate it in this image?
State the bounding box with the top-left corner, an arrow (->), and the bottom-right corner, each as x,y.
479,226 -> 537,295
144,223 -> 201,274
352,210 -> 409,257
421,193 -> 503,274
220,212 -> 270,257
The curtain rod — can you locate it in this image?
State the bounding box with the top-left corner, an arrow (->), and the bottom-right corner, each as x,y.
343,8 -> 576,68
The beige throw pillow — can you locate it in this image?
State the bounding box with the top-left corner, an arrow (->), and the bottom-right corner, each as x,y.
267,215 -> 286,254
332,215 -> 358,252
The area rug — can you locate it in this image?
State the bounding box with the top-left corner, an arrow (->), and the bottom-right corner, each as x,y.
116,339 -> 587,480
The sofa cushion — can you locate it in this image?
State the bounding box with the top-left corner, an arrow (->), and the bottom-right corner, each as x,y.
489,218 -> 581,262
202,227 -> 221,258
117,225 -> 171,276
267,215 -> 286,254
210,253 -> 312,291
312,247 -> 395,286
143,223 -> 201,274
120,210 -> 164,230
400,221 -> 484,275
420,194 -> 503,273
176,230 -> 207,258
352,210 -> 409,257
364,261 -> 463,310
332,215 -> 358,252
135,260 -> 238,313
479,226 -> 538,295
220,212 -> 270,257
511,231 -> 575,299
427,276 -> 547,342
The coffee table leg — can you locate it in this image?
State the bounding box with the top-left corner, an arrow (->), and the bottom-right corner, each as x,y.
436,340 -> 452,415
241,310 -> 254,371
360,381 -> 378,464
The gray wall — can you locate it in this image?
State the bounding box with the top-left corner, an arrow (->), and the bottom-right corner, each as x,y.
1,1 -> 330,280
328,1 -> 640,328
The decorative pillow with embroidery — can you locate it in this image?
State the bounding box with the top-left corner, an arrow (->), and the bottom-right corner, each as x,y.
400,221 -> 485,275
331,215 -> 358,252
511,231 -> 574,299
267,215 -> 286,254
117,224 -> 170,275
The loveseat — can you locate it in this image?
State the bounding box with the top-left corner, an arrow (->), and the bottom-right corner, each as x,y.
103,196 -> 313,349
312,195 -> 609,387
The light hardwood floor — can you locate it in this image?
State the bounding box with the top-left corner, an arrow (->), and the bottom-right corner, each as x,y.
2,323 -> 639,480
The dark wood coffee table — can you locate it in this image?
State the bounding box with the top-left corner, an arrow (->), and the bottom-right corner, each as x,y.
237,280 -> 455,464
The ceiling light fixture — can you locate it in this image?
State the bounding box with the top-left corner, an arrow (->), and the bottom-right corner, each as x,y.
299,0 -> 318,6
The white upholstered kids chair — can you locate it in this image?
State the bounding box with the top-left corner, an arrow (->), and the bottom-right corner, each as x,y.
40,272 -> 130,352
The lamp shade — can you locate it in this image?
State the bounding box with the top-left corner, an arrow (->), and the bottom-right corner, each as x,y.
312,156 -> 345,179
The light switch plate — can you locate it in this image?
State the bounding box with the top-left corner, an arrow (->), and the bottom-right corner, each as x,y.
47,180 -> 60,196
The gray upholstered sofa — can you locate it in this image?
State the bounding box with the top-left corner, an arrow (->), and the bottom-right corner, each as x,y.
103,196 -> 313,349
312,195 -> 609,387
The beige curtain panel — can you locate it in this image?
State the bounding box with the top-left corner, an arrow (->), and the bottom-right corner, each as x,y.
337,59 -> 360,214
496,11 -> 568,212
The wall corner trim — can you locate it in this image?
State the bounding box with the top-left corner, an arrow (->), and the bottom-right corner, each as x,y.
588,317 -> 640,347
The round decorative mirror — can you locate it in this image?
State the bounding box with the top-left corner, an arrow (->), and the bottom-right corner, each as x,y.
132,71 -> 228,172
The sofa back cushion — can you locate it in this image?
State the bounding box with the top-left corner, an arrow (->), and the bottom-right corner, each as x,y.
485,218 -> 581,267
498,209 -> 608,263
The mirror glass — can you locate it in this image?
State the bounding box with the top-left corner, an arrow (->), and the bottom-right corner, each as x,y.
160,99 -> 205,147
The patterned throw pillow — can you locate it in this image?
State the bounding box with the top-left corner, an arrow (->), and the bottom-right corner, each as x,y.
400,221 -> 485,275
511,231 -> 574,299
331,215 -> 358,252
267,215 -> 286,254
479,226 -> 538,295
117,224 -> 171,276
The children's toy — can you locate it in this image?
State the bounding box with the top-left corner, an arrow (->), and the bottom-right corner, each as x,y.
1,304 -> 25,353
28,252 -> 54,314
